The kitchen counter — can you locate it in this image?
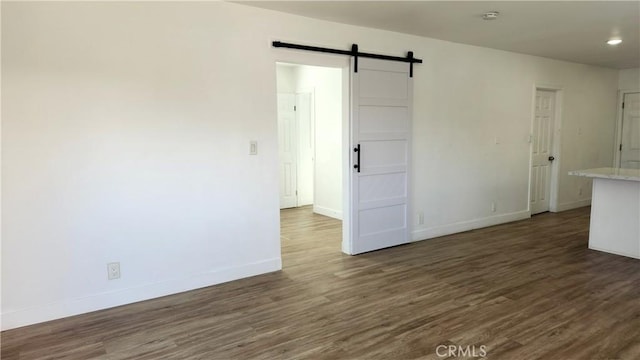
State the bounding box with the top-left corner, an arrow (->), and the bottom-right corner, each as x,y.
569,167 -> 640,259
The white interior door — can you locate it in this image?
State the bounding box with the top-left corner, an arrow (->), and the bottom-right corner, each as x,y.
531,90 -> 555,214
278,93 -> 297,209
296,92 -> 314,206
349,58 -> 412,255
620,92 -> 640,169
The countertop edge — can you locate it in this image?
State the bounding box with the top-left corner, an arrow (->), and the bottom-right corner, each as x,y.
568,167 -> 640,182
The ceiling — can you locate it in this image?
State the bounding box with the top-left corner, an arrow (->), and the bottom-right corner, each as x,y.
238,1 -> 640,69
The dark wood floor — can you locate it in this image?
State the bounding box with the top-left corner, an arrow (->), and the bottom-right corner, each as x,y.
2,207 -> 639,359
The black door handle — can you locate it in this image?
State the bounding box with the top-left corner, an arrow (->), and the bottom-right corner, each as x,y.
354,144 -> 360,172
548,156 -> 555,161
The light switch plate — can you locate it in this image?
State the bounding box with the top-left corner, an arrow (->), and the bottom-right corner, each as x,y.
249,141 -> 258,155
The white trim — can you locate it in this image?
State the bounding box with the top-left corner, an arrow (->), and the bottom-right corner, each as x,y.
529,84 -> 564,213
313,205 -> 343,220
1,258 -> 282,331
305,88 -> 317,208
347,56 -> 358,255
589,245 -> 640,260
549,89 -> 563,212
555,199 -> 591,212
412,210 -> 530,242
341,65 -> 352,255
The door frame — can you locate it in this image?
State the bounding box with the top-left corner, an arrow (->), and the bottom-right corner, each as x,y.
529,84 -> 563,213
274,49 -> 351,254
614,90 -> 640,167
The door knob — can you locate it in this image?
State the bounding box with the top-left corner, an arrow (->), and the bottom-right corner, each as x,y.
548,156 -> 555,161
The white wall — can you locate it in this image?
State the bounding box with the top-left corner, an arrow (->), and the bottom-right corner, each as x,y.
294,65 -> 343,219
619,68 -> 640,91
2,2 -> 619,329
2,2 -> 287,330
276,65 -> 296,93
412,42 -> 617,235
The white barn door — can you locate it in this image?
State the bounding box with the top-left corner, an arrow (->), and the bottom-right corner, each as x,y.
348,58 -> 412,255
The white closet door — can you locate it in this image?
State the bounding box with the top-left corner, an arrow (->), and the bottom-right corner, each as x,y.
278,93 -> 297,209
530,90 -> 555,214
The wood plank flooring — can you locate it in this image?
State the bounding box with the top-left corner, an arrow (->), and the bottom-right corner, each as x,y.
2,206 -> 639,359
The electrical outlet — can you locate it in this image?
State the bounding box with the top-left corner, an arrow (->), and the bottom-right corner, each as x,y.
417,211 -> 424,225
579,187 -> 583,196
107,262 -> 120,280
491,201 -> 497,212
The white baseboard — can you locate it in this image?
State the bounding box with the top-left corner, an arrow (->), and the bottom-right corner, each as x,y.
313,205 -> 342,220
1,257 -> 282,331
589,245 -> 640,259
555,199 -> 591,212
411,210 -> 530,242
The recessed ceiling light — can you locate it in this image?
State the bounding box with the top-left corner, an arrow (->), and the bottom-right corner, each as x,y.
482,11 -> 500,20
607,39 -> 622,45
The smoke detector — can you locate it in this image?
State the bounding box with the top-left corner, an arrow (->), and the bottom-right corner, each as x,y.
482,11 -> 500,20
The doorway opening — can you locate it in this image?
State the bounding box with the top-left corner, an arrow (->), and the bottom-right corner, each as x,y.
276,63 -> 345,259
274,49 -> 415,256
530,87 -> 562,214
